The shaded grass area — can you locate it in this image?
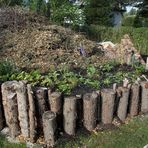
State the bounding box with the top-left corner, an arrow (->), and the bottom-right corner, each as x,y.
56,116 -> 148,148
0,135 -> 26,148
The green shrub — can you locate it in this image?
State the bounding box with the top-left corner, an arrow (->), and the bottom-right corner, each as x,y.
122,16 -> 135,27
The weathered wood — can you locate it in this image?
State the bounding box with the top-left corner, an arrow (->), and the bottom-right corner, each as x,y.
35,87 -> 48,130
63,96 -> 77,135
1,81 -> 20,138
83,92 -> 98,131
0,83 -> 4,130
146,57 -> 148,71
49,92 -> 62,114
117,87 -> 130,121
43,111 -> 57,147
101,89 -> 115,124
129,84 -> 140,117
16,81 -> 29,138
27,84 -> 36,143
141,81 -> 148,113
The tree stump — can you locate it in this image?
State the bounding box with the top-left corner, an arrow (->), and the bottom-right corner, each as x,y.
83,92 -> 98,131
1,81 -> 20,138
117,87 -> 130,121
42,111 -> 57,147
141,81 -> 148,113
16,81 -> 29,138
129,84 -> 140,117
34,87 -> 48,131
101,89 -> 115,124
48,92 -> 62,114
63,96 -> 77,135
27,84 -> 36,143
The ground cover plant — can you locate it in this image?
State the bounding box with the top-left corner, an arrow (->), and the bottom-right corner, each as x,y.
0,60 -> 146,95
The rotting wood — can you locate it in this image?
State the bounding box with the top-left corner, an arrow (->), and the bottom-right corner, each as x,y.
27,84 -> 36,143
117,87 -> 130,121
141,81 -> 148,113
101,89 -> 115,124
63,96 -> 77,135
130,83 -> 140,117
43,111 -> 57,147
83,92 -> 98,131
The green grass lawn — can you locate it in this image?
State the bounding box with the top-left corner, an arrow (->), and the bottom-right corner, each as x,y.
56,115 -> 148,148
0,115 -> 148,148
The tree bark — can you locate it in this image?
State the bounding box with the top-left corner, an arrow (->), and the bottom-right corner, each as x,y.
48,92 -> 62,114
129,84 -> 140,117
101,89 -> 115,124
1,81 -> 20,138
83,92 -> 98,131
42,111 -> 57,147
141,81 -> 148,113
27,84 -> 36,143
63,96 -> 77,135
0,83 -> 4,130
34,87 -> 48,131
117,87 -> 130,121
16,81 -> 29,138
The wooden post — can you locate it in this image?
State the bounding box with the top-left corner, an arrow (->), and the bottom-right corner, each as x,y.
83,92 -> 98,131
0,83 -> 4,130
27,84 -> 36,143
48,92 -> 62,114
129,84 -> 140,117
117,87 -> 130,121
141,81 -> 148,113
43,111 -> 57,147
146,57 -> 148,71
1,81 -> 20,138
35,87 -> 48,130
101,89 -> 115,124
16,81 -> 29,138
63,96 -> 77,135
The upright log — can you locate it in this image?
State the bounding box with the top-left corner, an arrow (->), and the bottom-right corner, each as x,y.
35,87 -> 48,130
43,111 -> 57,147
117,87 -> 130,121
27,84 -> 36,143
83,92 -> 98,131
101,89 -> 115,124
49,92 -> 62,114
141,81 -> 148,113
129,84 -> 140,117
63,96 -> 77,135
16,81 -> 29,138
1,81 -> 20,138
0,83 -> 4,130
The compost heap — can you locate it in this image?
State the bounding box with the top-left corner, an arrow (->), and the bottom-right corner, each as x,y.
0,7 -> 144,73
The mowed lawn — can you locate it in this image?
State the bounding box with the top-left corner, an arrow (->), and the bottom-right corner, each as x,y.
57,115 -> 148,148
0,115 -> 148,148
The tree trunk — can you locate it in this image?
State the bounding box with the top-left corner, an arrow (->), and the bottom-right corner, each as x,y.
27,84 -> 36,143
16,81 -> 29,138
130,84 -> 140,117
1,81 -> 20,138
83,92 -> 98,131
63,96 -> 77,136
48,92 -> 62,114
141,81 -> 148,113
34,87 -> 48,131
117,87 -> 130,121
101,89 -> 115,124
42,111 -> 57,147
